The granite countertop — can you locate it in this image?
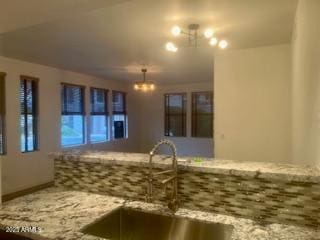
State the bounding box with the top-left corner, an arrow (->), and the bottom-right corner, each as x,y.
0,187 -> 319,240
50,150 -> 320,183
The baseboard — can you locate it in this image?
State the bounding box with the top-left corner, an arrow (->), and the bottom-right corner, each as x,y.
2,181 -> 54,203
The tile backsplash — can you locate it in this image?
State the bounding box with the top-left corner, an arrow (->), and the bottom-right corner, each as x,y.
54,158 -> 320,229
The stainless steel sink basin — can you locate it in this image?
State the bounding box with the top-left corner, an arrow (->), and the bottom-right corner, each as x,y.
82,208 -> 233,240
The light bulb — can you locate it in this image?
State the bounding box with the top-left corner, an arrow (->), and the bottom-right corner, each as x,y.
166,42 -> 174,51
166,42 -> 178,52
209,37 -> 218,46
219,40 -> 228,49
204,28 -> 214,39
150,84 -> 155,90
141,84 -> 147,91
134,84 -> 139,90
171,26 -> 181,37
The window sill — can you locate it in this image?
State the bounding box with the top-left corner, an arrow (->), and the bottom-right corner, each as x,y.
61,143 -> 86,149
21,150 -> 40,154
112,137 -> 128,141
191,136 -> 213,139
164,135 -> 187,138
90,140 -> 110,144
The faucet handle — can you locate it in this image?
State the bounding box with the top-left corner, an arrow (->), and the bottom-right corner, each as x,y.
162,183 -> 167,194
168,198 -> 179,212
145,194 -> 153,203
163,183 -> 172,197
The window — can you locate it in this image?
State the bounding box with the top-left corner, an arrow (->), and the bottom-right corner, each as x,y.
61,83 -> 85,147
0,72 -> 6,155
112,91 -> 127,139
90,88 -> 109,143
164,93 -> 187,137
20,76 -> 39,152
192,92 -> 213,138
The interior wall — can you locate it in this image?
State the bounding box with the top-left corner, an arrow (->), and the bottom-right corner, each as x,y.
292,0 -> 320,168
0,56 -> 139,195
214,44 -> 292,163
135,82 -> 213,157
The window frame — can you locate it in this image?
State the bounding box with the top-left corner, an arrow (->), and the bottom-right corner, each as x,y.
112,90 -> 127,139
90,87 -> 109,143
164,93 -> 187,137
0,72 -> 6,155
20,75 -> 39,153
191,91 -> 213,138
61,82 -> 86,148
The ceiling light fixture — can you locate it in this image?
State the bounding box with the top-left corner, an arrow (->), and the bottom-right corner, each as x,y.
204,28 -> 214,39
166,42 -> 178,52
218,40 -> 228,49
165,24 -> 228,52
171,25 -> 182,37
134,68 -> 155,92
209,37 -> 218,46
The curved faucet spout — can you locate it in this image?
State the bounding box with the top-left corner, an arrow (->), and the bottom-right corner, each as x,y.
149,139 -> 177,158
147,139 -> 179,212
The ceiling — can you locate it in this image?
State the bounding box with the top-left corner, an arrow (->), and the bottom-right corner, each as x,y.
0,0 -> 129,34
0,0 -> 298,84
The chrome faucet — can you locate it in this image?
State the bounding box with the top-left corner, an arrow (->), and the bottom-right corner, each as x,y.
146,139 -> 179,212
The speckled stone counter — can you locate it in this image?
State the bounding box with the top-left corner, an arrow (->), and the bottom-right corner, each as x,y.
0,187 -> 319,240
50,150 -> 320,183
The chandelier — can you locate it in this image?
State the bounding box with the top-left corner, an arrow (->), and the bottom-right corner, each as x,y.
165,24 -> 228,52
133,68 -> 155,92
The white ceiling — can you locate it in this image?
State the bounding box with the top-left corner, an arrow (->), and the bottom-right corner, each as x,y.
0,0 -> 298,84
0,0 -> 129,34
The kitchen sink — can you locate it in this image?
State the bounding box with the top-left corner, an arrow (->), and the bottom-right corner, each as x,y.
82,207 -> 233,240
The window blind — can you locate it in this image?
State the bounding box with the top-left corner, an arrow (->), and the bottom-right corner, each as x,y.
0,73 -> 5,154
20,76 -> 38,152
112,91 -> 126,114
192,91 -> 213,138
61,84 -> 85,115
91,88 -> 108,115
164,93 -> 187,137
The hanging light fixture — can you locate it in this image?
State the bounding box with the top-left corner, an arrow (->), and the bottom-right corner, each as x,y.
165,24 -> 229,52
133,68 -> 155,92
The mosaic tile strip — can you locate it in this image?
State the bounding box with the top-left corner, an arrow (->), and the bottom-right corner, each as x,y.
50,151 -> 320,183
54,159 -> 320,229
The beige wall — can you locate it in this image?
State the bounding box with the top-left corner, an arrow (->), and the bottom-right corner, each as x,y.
0,56 -> 140,195
292,0 -> 320,168
135,82 -> 213,157
214,44 -> 292,163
